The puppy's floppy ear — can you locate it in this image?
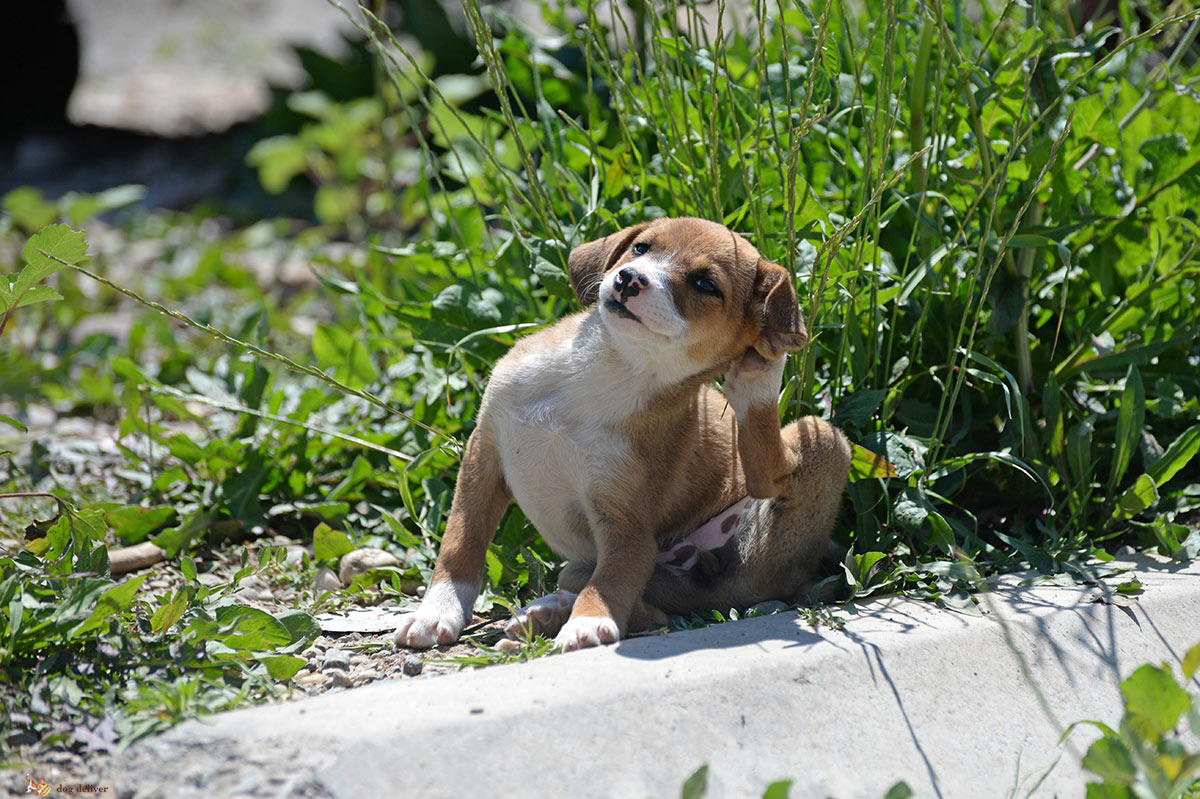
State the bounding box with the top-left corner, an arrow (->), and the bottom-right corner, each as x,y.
567,222 -> 651,305
751,258 -> 808,359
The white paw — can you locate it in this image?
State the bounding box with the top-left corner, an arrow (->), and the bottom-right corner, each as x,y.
392,611 -> 464,649
554,616 -> 620,652
392,580 -> 474,649
505,589 -> 578,640
722,353 -> 786,419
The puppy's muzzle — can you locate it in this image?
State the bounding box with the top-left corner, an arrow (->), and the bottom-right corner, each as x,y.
614,266 -> 649,301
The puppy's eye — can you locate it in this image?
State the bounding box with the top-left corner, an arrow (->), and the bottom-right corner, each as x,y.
691,275 -> 722,297
631,241 -> 650,256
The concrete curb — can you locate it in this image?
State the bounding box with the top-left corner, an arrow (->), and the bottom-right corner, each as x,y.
106,554 -> 1200,799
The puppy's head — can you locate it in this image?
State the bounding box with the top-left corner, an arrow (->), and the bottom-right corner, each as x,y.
568,218 -> 807,372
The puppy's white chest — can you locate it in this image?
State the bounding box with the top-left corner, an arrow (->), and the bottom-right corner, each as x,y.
488,344 -> 641,561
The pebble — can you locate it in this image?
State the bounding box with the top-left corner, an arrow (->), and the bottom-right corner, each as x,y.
328,670 -> 354,688
748,600 -> 789,615
321,649 -> 351,672
402,654 -> 424,676
353,669 -> 380,686
294,672 -> 331,689
495,638 -> 521,655
313,568 -> 342,593
338,548 -> 401,584
349,654 -> 368,666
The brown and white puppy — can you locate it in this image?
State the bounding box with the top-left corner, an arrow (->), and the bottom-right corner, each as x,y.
393,218 -> 851,652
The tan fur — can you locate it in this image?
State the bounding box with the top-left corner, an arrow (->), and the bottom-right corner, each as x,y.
394,218 -> 851,652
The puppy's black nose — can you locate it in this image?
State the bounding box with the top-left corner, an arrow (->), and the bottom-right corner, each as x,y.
614,267 -> 649,300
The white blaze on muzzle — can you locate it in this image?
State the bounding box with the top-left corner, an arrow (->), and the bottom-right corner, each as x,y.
598,256 -> 687,339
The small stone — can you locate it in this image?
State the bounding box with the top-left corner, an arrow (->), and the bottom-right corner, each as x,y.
338,548 -> 401,584
322,648 -> 352,671
313,567 -> 342,593
353,669 -> 380,686
402,654 -> 424,676
295,672 -> 331,689
328,670 -> 354,688
301,647 -> 320,661
495,638 -> 521,655
349,654 -> 368,666
748,600 -> 789,616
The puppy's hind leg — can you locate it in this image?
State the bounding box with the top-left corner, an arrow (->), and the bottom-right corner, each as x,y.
734,416 -> 851,604
504,588 -> 578,640
502,559 -> 592,640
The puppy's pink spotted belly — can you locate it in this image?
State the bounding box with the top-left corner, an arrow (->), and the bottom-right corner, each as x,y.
656,496 -> 751,571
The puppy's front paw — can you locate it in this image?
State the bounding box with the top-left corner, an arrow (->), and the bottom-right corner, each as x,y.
505,589 -> 577,640
392,580 -> 474,649
554,616 -> 620,652
722,349 -> 786,419
392,611 -> 463,649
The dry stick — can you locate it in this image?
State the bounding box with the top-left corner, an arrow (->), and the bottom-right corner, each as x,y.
109,542 -> 167,575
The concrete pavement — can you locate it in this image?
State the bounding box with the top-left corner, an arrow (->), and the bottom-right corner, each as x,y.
104,553 -> 1200,799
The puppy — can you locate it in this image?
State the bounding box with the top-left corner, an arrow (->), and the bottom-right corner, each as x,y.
393,218 -> 851,652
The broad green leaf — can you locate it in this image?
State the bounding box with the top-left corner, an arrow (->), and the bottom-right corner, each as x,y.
430,283 -> 504,329
836,389 -> 885,427
107,506 -> 175,544
1111,474 -> 1158,521
681,765 -> 708,799
152,508 -> 212,557
1120,663 -> 1190,740
151,587 -> 188,634
1182,642 -> 1200,681
313,523 -> 355,562
532,256 -> 573,299
312,323 -> 379,389
848,442 -> 898,480
926,511 -> 956,556
62,184 -> 145,226
215,605 -> 292,651
1071,95 -> 1120,149
75,574 -> 149,636
2,186 -> 57,231
762,780 -> 793,799
1146,424 -> 1200,488
1108,365 -> 1143,492
275,610 -> 322,651
246,135 -> 308,194
258,654 -> 307,681
15,224 -> 88,300
486,547 -> 504,588
12,285 -> 63,309
882,782 -> 914,799
1068,418 -> 1095,484
1081,734 -> 1135,784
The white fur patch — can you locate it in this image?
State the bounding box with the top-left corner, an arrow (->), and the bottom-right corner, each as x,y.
392,579 -> 476,649
598,256 -> 688,339
722,354 -> 786,420
504,589 -> 578,640
554,615 -> 620,652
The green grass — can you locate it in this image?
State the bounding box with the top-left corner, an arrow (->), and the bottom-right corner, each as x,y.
1,0 -> 1199,769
